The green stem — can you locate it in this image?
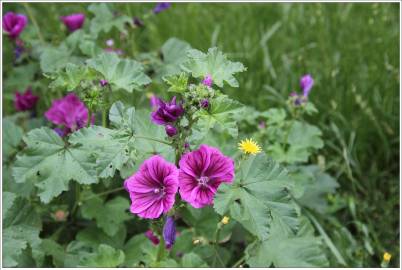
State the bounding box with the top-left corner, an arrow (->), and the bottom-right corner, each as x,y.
156,237 -> 166,263
134,135 -> 171,146
81,186 -> 125,202
232,255 -> 246,268
22,3 -> 45,44
87,109 -> 92,128
102,109 -> 107,127
70,183 -> 81,220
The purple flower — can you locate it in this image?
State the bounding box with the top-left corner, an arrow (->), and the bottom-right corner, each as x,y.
178,145 -> 234,208
151,96 -> 184,125
60,13 -> 85,32
133,17 -> 144,27
44,93 -> 90,133
165,124 -> 177,137
163,216 -> 176,249
258,121 -> 266,129
153,3 -> 171,14
145,229 -> 160,245
300,74 -> 314,97
100,79 -> 108,87
124,155 -> 179,219
105,39 -> 114,47
200,99 -> 209,108
2,12 -> 28,40
202,74 -> 213,87
14,88 -> 39,111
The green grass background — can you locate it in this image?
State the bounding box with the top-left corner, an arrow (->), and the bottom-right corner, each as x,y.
3,2 -> 400,267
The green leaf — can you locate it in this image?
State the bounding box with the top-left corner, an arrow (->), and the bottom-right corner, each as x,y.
79,244 -> 125,267
192,95 -> 243,141
163,72 -> 188,93
69,125 -> 134,179
88,3 -> 132,37
81,196 -> 131,236
12,127 -> 97,203
181,252 -> 209,267
124,234 -> 153,267
48,63 -> 95,92
181,47 -> 246,87
2,119 -> 23,162
3,62 -> 38,91
77,225 -> 127,250
157,38 -> 192,77
87,52 -> 151,92
2,192 -> 17,218
214,154 -> 298,240
41,239 -> 66,267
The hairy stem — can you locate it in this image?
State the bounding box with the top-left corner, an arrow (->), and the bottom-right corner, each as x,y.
232,255 -> 246,268
22,3 -> 45,44
87,109 -> 92,128
156,237 -> 166,263
102,109 -> 107,127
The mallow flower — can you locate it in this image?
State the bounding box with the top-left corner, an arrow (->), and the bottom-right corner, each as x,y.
300,74 -> 314,97
44,93 -> 90,134
60,13 -> 85,32
151,96 -> 184,125
178,145 -> 234,208
163,216 -> 176,249
202,75 -> 213,87
2,12 -> 28,39
153,2 -> 171,14
14,88 -> 39,111
124,155 -> 179,219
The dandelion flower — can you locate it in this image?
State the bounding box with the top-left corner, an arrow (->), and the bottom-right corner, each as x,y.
238,138 -> 262,155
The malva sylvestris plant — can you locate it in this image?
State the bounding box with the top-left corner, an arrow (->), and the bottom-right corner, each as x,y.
3,3 -> 341,268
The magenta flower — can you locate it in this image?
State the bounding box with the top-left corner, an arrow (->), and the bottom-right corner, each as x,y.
44,93 -> 90,133
2,12 -> 28,40
163,216 -> 176,249
145,229 -> 160,245
151,96 -> 184,125
200,99 -> 209,108
178,145 -> 234,208
153,3 -> 171,14
300,74 -> 314,97
60,13 -> 85,32
124,155 -> 179,219
202,74 -> 213,87
165,124 -> 177,137
14,88 -> 39,111
99,79 -> 108,87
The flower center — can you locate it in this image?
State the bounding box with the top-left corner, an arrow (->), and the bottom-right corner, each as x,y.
197,176 -> 209,186
153,186 -> 166,197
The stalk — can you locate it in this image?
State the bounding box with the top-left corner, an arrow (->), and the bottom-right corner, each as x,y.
22,3 -> 45,44
155,235 -> 166,263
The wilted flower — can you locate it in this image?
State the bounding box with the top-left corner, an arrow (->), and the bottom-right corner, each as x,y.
44,93 -> 90,134
163,216 -> 176,249
14,88 -> 39,111
153,2 -> 171,14
145,229 -> 160,245
99,79 -> 108,87
2,12 -> 28,39
165,124 -> 177,137
178,145 -> 234,208
53,210 -> 68,222
151,96 -> 184,125
202,74 -> 213,87
200,99 -> 209,108
124,155 -> 179,219
133,17 -> 144,27
300,74 -> 314,97
61,13 -> 85,32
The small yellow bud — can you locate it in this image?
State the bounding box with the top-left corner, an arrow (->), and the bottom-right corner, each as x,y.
383,252 -> 391,262
193,239 -> 200,245
221,216 -> 230,225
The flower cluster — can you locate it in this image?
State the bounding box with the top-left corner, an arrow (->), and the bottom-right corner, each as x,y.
289,74 -> 314,106
45,93 -> 92,136
150,96 -> 184,137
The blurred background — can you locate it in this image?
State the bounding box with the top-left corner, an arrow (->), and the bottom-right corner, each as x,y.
2,2 -> 400,267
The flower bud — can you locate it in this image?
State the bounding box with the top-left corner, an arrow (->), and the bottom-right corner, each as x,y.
300,74 -> 314,97
200,99 -> 209,108
145,229 -> 160,245
221,216 -> 230,225
202,74 -> 213,87
165,124 -> 177,137
163,216 -> 176,249
100,79 -> 108,87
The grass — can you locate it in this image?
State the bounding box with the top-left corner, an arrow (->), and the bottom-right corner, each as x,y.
3,2 -> 400,267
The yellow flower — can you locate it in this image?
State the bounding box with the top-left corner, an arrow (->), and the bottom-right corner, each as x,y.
221,216 -> 230,225
383,252 -> 392,262
193,239 -> 201,245
238,138 -> 262,155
